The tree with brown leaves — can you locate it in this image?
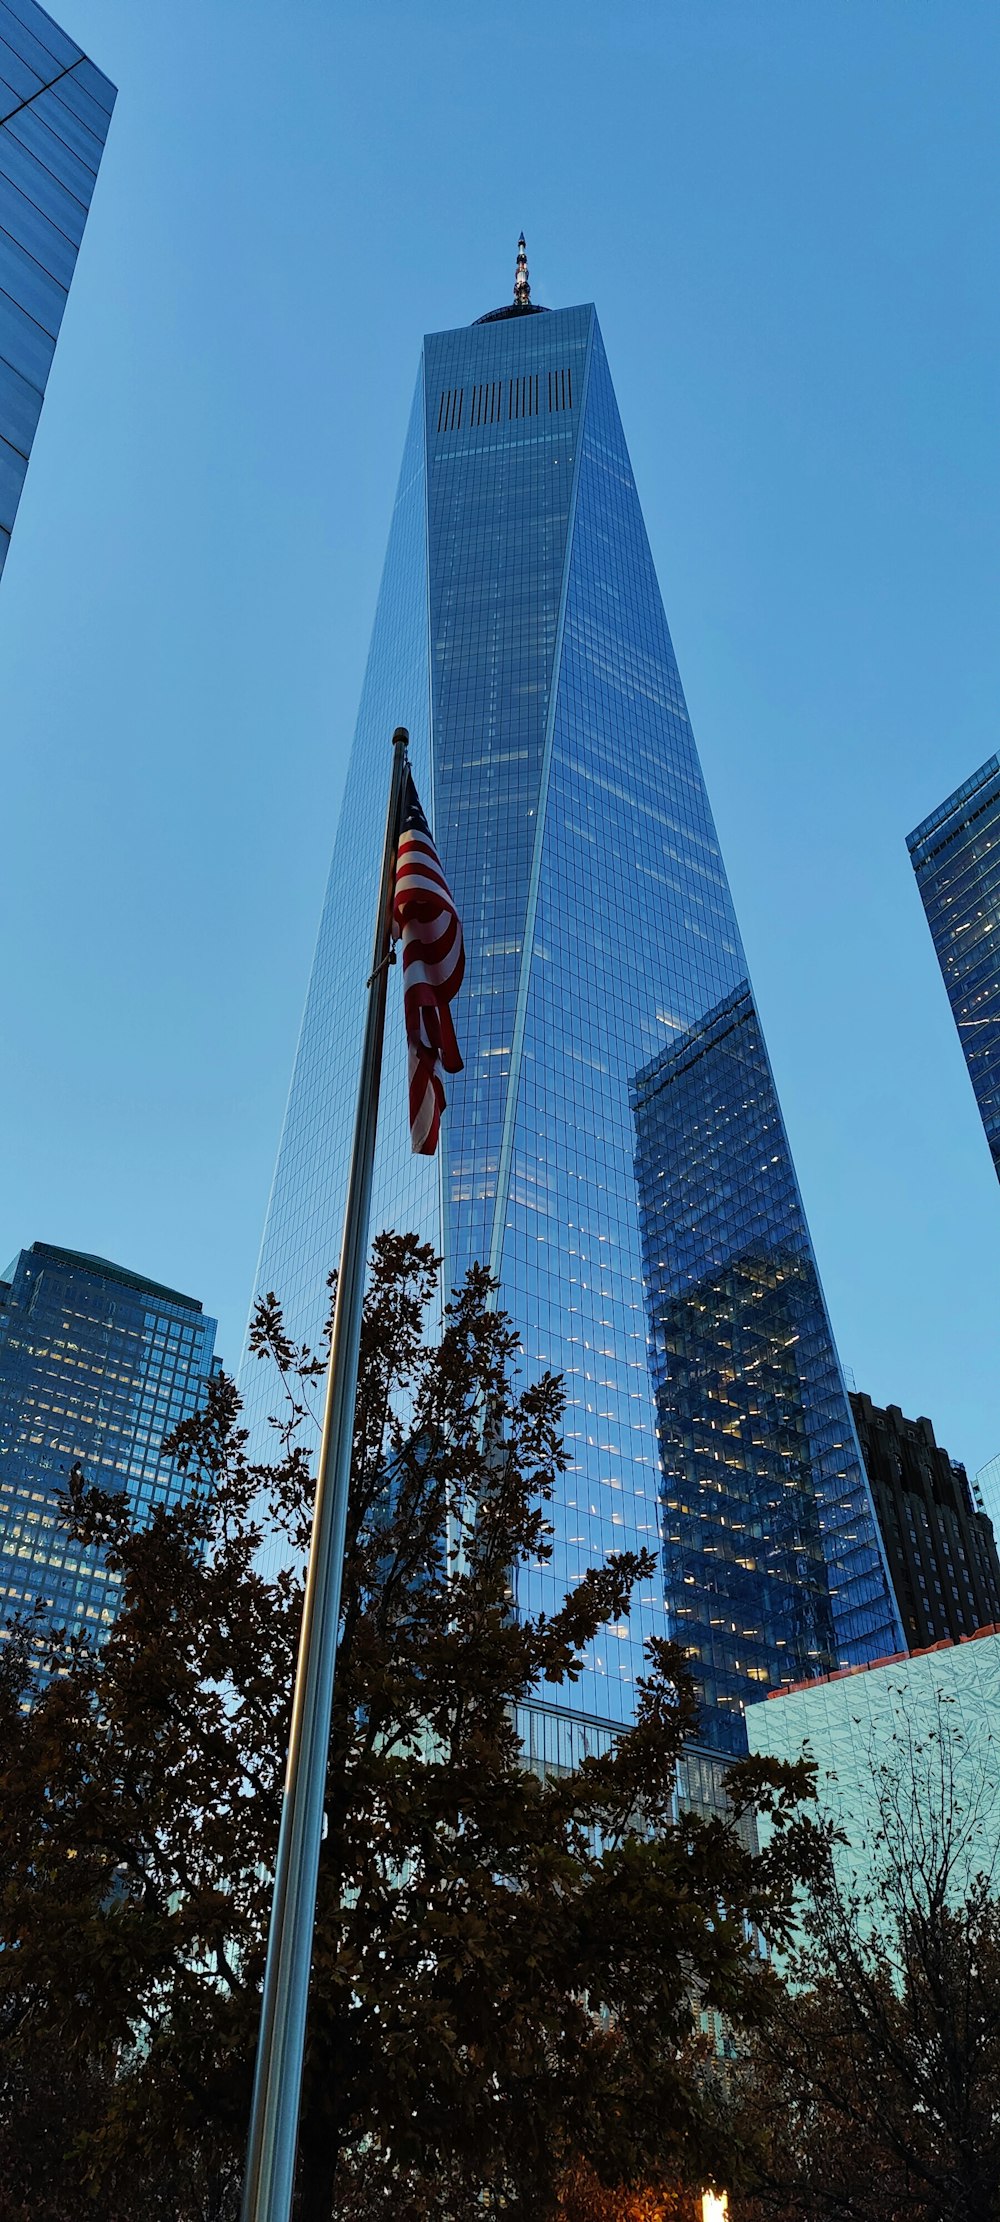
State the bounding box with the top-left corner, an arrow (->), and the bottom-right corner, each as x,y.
0,1236 -> 817,2220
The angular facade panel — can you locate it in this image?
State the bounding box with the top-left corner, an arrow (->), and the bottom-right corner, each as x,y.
0,0 -> 115,576
746,1629 -> 1000,1937
908,754 -> 1000,1183
245,278 -> 903,1749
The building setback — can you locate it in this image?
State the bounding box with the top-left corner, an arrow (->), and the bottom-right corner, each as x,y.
0,0 -> 115,577
0,1242 -> 217,1653
850,1391 -> 1000,1650
242,245 -> 902,1762
907,755 -> 1000,1183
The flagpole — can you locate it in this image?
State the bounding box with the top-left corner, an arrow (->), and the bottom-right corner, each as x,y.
241,725 -> 410,2222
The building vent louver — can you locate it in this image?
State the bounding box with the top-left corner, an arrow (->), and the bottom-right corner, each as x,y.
508,373 -> 539,419
469,380 -> 504,426
437,386 -> 464,433
436,368 -> 573,435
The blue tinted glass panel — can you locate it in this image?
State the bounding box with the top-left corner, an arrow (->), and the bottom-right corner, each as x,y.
0,39 -> 42,97
73,56 -> 115,116
1,0 -> 81,71
909,756 -> 1000,1183
0,284 -> 55,382
0,1247 -> 217,1666
0,424 -> 26,520
0,223 -> 66,331
0,123 -> 86,239
0,8 -> 112,562
0,3 -> 59,74
0,171 -> 76,280
8,104 -> 100,202
0,346 -> 40,445
49,68 -> 109,139
39,86 -> 101,168
633,984 -> 898,1751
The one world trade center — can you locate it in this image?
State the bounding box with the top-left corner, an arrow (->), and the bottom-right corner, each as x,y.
245,243 -> 902,1762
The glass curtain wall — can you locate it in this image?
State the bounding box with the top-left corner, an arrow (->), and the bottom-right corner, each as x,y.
908,755 -> 1000,1184
0,0 -> 115,575
244,294 -> 903,1750
0,1243 -> 217,1654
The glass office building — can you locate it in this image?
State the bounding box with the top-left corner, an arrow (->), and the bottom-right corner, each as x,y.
0,1242 -> 217,1653
0,0 -> 115,577
245,258 -> 902,1754
908,755 -> 1000,1184
632,987 -> 897,1749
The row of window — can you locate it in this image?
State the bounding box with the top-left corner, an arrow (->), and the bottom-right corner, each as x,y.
436,365 -> 574,435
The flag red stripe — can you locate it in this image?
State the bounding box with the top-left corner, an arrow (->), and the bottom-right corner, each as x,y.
392,773 -> 464,1154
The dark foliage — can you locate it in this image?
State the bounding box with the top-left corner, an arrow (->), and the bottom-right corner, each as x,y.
0,1237 -> 818,2220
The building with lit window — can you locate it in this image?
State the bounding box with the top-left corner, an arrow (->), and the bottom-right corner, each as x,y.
850,1391 -> 1000,1651
0,1242 -> 217,1651
0,0 -> 115,577
243,244 -> 902,1760
907,755 -> 1000,1184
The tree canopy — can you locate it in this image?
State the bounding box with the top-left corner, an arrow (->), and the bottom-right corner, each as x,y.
0,1235 -> 819,2221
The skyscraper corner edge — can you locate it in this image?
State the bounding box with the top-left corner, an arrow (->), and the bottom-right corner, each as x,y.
0,0 -> 117,577
907,752 -> 1000,1182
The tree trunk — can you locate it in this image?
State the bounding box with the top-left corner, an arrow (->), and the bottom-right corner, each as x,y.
295,2102 -> 340,2222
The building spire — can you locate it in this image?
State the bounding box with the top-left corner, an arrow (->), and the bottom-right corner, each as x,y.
514,233 -> 531,308
474,235 -> 548,323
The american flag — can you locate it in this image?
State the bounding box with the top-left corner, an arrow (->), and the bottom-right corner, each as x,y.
392,771 -> 464,1155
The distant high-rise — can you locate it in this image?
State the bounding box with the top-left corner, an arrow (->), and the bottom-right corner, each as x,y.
0,1243 -> 217,1653
0,1 -> 115,578
850,1391 -> 1000,1650
245,245 -> 902,1758
908,755 -> 1000,1183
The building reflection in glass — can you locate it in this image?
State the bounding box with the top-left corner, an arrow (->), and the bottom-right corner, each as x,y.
634,985 -> 899,1753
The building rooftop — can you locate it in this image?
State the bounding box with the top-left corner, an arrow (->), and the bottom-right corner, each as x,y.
766,1617 -> 1000,1701
16,1242 -> 205,1315
475,233 -> 549,322
907,752 -> 1000,857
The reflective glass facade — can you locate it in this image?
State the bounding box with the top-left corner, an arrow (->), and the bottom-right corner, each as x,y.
0,1242 -> 217,1651
0,0 -> 114,577
977,1450 -> 1000,1541
245,295 -> 902,1751
908,755 -> 1000,1183
747,1628 -> 1000,1945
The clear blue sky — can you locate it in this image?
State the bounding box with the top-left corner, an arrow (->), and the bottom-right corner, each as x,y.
4,0 -> 999,1472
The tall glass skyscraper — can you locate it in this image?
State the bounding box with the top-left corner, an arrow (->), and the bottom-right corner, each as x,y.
908,754 -> 1000,1185
0,1242 -> 217,1654
0,0 -> 115,578
246,251 -> 902,1757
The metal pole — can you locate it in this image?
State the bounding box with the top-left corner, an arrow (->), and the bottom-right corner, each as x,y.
241,726 -> 410,2222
